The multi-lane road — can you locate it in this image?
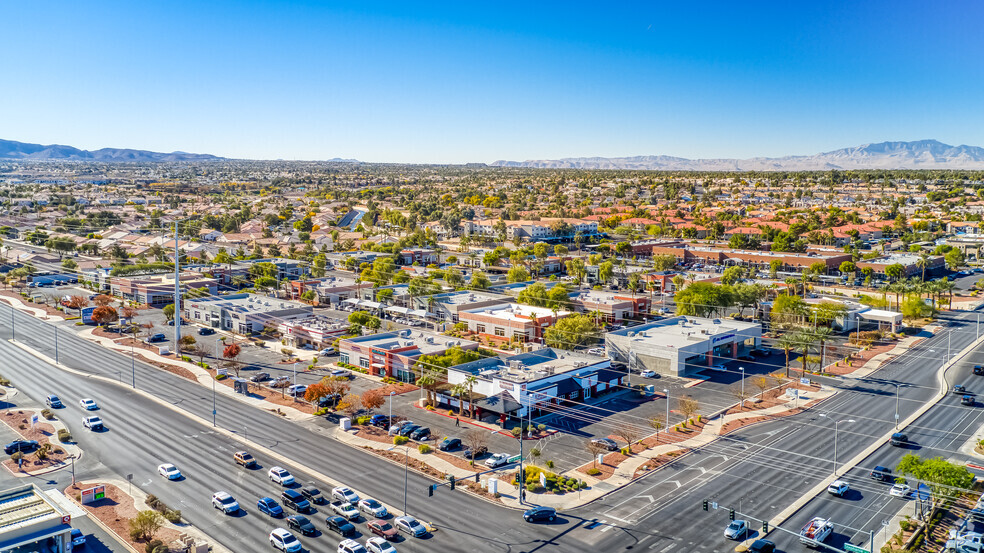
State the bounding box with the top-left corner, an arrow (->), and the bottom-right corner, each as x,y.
1,304 -> 983,553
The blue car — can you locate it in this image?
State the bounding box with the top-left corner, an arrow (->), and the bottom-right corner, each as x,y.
257,497 -> 284,517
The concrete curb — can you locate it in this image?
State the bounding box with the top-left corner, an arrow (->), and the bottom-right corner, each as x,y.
0,404 -> 84,477
762,328 -> 984,542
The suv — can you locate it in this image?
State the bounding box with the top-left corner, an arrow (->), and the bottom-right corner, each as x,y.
591,438 -> 619,451
369,414 -> 389,427
211,492 -> 240,514
45,395 -> 63,408
871,465 -> 893,482
286,384 -> 307,397
410,427 -> 430,441
300,485 -> 325,505
234,451 -> 257,468
890,433 -> 908,446
269,528 -> 302,553
747,540 -> 776,553
250,372 -> 271,382
83,416 -> 104,431
281,489 -> 311,512
337,539 -> 368,553
147,333 -> 167,343
964,395 -> 976,406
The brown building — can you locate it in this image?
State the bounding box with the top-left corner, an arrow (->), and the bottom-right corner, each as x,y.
651,244 -> 852,274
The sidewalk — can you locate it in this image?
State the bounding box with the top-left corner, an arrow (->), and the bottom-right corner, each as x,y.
334,384 -> 837,510
0,294 -> 66,322
842,325 -> 941,380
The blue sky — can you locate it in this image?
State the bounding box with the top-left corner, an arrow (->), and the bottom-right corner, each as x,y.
2,1 -> 983,163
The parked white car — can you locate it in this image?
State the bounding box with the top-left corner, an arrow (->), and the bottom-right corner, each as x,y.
639,370 -> 656,378
485,453 -> 509,468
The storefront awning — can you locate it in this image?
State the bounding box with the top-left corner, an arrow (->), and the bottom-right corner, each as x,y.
343,298 -> 361,305
410,309 -> 429,317
371,363 -> 386,368
362,300 -> 382,309
386,306 -> 410,314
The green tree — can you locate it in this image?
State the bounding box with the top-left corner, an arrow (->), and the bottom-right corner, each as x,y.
533,242 -> 549,260
162,303 -> 175,322
885,263 -> 906,282
895,454 -> 974,511
732,282 -> 764,317
720,266 -> 745,286
770,294 -> 807,328
598,261 -> 614,285
470,270 -> 491,290
674,282 -> 734,318
652,254 -> 677,271
507,265 -> 531,283
769,259 -> 782,279
543,314 -> 599,349
945,249 -> 965,270
517,283 -> 549,307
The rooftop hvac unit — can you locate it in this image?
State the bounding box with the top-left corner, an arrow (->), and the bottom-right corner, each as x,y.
509,360 -> 524,370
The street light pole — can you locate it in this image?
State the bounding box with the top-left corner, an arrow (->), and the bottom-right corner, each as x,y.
130,340 -> 135,388
389,391 -> 395,424
403,446 -> 409,515
663,389 -> 670,429
894,383 -> 908,430
820,414 -> 855,476
212,375 -> 216,427
739,366 -> 745,410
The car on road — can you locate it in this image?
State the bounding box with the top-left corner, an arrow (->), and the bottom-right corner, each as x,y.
197,327 -> 216,335
70,528 -> 86,548
45,394 -> 63,408
485,453 -> 510,468
747,539 -> 776,553
639,370 -> 657,378
394,515 -> 427,537
83,416 -> 104,431
358,498 -> 388,518
325,515 -> 355,537
871,465 -> 893,482
964,395 -> 976,406
827,480 -> 850,497
337,538 -> 368,553
410,426 -> 430,441
724,519 -> 747,540
890,483 -> 911,498
286,384 -> 307,397
890,432 -> 909,446
250,372 -> 271,382
287,515 -> 316,536
234,451 -> 258,468
975,365 -> 984,375
954,384 -> 968,394
365,537 -> 396,553
211,491 -> 240,514
463,446 -> 488,459
269,467 -> 295,486
300,485 -> 325,505
269,528 -> 302,552
4,440 -> 39,455
591,438 -> 619,451
282,489 -> 311,512
147,333 -> 167,343
523,506 -> 556,523
79,398 -> 98,410
438,437 -> 461,451
333,486 -> 360,504
158,463 -> 182,480
367,519 -> 398,539
331,500 -> 360,520
257,497 -> 284,517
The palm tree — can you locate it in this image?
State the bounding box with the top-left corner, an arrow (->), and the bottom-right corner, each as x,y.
916,252 -> 930,281
415,368 -> 439,406
938,278 -> 957,309
777,333 -> 798,378
812,327 -> 834,373
793,328 -> 816,375
464,375 -> 478,418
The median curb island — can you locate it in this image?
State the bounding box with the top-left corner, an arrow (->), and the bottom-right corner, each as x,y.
761,326 -> 984,546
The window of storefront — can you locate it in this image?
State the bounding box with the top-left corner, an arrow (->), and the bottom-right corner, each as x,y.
476,324 -> 486,333
359,358 -> 370,369
494,327 -> 505,337
340,353 -> 349,365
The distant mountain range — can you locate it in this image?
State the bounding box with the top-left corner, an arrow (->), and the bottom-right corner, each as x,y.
0,138 -> 226,162
490,140 -> 984,171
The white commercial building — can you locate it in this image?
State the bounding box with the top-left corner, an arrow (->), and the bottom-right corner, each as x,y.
606,316 -> 762,377
0,484 -> 73,552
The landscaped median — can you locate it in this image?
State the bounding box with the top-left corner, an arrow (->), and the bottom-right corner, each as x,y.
0,383 -> 81,476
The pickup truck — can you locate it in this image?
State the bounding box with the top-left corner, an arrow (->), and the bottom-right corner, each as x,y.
799,517 -> 832,547
330,500 -> 360,520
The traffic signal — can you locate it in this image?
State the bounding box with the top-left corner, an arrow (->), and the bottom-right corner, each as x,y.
762,521 -> 769,533
729,509 -> 735,521
702,500 -> 708,511
449,475 -> 456,491
428,485 -> 435,497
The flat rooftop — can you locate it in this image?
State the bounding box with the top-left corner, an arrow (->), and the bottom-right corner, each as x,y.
346,329 -> 478,355
188,294 -> 310,314
433,290 -> 512,306
574,291 -> 634,305
0,484 -> 64,535
608,316 -> 760,348
452,348 -> 606,382
861,253 -> 928,265
462,303 -> 571,321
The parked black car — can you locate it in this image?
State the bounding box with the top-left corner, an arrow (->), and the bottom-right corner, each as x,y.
4,440 -> 39,455
463,446 -> 488,459
325,515 -> 355,537
410,427 -> 431,441
399,424 -> 421,438
198,327 -> 216,336
438,437 -> 461,451
250,372 -> 271,382
591,438 -> 619,451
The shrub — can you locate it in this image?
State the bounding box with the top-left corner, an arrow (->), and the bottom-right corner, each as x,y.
163,509 -> 181,523
18,424 -> 25,430
537,424 -> 546,432
545,460 -> 554,469
145,539 -> 164,553
215,374 -> 227,380
418,444 -> 431,454
152,546 -> 168,553
145,494 -> 160,509
511,427 -> 522,438
393,436 -> 409,446
355,416 -> 371,425
10,451 -> 23,463
0,377 -> 9,386
526,482 -> 544,493
180,355 -> 192,363
41,409 -> 54,420
128,510 -> 164,541
620,447 -> 632,456
586,467 -> 601,476
424,405 -> 435,411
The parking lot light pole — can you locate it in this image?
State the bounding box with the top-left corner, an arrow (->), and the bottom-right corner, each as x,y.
663,389 -> 670,429
739,367 -> 745,410
389,391 -> 395,424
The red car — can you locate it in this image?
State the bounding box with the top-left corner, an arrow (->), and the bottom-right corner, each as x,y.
367,519 -> 398,540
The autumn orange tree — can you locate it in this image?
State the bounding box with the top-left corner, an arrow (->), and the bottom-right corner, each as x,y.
360,389 -> 386,414
304,382 -> 334,403
92,294 -> 114,307
66,296 -> 89,318
90,305 -> 118,326
223,343 -> 243,376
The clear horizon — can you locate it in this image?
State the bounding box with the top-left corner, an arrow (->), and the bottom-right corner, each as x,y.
3,1 -> 983,164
